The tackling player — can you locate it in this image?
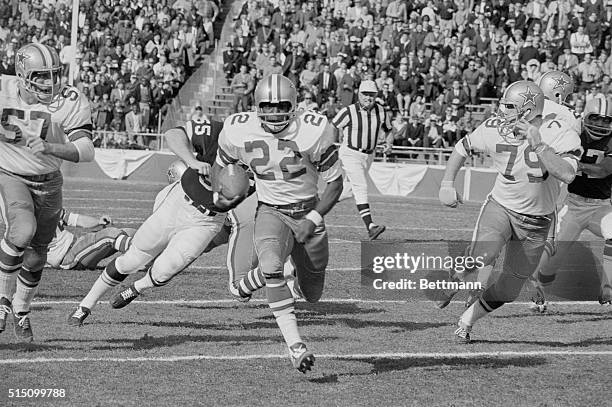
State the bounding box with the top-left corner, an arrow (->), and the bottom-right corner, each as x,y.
438,81 -> 581,342
68,116 -> 239,325
0,43 -> 94,342
46,209 -> 134,270
214,73 -> 343,373
531,97 -> 612,310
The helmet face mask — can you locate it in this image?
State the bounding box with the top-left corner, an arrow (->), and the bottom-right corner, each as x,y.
583,98 -> 612,140
15,44 -> 63,104
497,81 -> 544,144
254,74 -> 297,134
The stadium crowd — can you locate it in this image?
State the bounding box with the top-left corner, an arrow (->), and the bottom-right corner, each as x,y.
223,0 -> 612,149
0,0 -> 221,148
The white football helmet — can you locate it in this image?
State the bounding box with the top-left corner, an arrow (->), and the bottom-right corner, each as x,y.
498,81 -> 545,143
537,71 -> 574,104
15,43 -> 63,104
253,74 -> 298,133
583,97 -> 612,140
167,160 -> 188,184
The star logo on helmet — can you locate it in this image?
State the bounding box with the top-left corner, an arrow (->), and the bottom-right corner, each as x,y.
519,87 -> 538,108
16,52 -> 30,69
553,76 -> 569,90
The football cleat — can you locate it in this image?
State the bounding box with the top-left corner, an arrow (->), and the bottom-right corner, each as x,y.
454,322 -> 472,344
289,342 -> 315,373
68,306 -> 91,326
368,224 -> 386,240
529,279 -> 548,313
111,284 -> 140,309
0,297 -> 12,333
13,312 -> 33,342
598,284 -> 612,305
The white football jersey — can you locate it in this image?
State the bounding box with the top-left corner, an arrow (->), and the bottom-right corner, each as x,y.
217,111 -> 342,205
457,115 -> 582,215
0,75 -> 92,175
45,210 -> 76,268
542,99 -> 581,135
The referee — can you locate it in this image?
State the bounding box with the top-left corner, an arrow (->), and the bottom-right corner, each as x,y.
332,80 -> 392,240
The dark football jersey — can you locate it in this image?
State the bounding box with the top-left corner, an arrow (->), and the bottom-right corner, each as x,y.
568,131 -> 612,199
177,119 -> 225,212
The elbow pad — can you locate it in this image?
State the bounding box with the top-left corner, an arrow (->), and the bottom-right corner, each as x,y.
73,137 -> 95,162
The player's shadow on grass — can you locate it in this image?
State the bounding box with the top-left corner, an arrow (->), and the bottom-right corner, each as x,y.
309,356 -> 547,383
297,302 -> 386,316
179,304 -> 270,311
29,305 -> 52,312
492,310 -> 610,319
89,333 -> 339,350
474,337 -> 612,347
0,342 -> 67,352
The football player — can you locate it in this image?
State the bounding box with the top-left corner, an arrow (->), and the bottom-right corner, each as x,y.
214,73 -> 343,372
537,70 -> 582,134
0,43 -> 94,342
530,97 -> 612,310
68,116 -> 239,325
45,209 -> 135,271
438,81 -> 581,342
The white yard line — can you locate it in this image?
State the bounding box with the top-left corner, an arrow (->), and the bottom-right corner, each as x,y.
1,350 -> 610,365
31,299 -> 604,306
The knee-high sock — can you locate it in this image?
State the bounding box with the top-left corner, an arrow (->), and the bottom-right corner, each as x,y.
12,267 -> 42,314
601,240 -> 612,288
266,275 -> 301,347
80,259 -> 128,310
0,239 -> 24,302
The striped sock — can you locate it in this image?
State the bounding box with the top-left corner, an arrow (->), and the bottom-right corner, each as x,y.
357,204 -> 373,230
460,298 -> 490,327
80,259 -> 128,310
0,239 -> 24,301
236,267 -> 266,297
134,268 -> 168,293
113,233 -> 133,253
12,267 -> 42,314
266,275 -> 301,347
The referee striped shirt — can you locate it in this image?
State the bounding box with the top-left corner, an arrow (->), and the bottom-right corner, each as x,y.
332,103 -> 392,153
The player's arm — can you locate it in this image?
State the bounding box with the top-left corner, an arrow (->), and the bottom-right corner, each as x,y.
165,125 -> 209,175
211,127 -> 244,211
516,120 -> 578,184
296,123 -> 344,243
577,157 -> 612,179
28,128 -> 94,163
62,210 -> 112,228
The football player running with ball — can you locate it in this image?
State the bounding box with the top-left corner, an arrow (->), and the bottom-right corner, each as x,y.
0,43 -> 95,342
214,74 -> 343,373
68,116 -> 239,325
530,96 -> 612,310
438,81 -> 582,342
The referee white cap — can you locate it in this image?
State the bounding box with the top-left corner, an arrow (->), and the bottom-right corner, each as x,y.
359,80 -> 378,94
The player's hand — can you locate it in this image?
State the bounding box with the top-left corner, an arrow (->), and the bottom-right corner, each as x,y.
27,137 -> 50,156
295,219 -> 316,243
99,215 -> 112,226
515,119 -> 542,146
439,180 -> 463,208
191,161 -> 211,176
213,192 -> 244,211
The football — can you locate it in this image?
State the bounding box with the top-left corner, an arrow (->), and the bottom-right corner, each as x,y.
216,164 -> 250,199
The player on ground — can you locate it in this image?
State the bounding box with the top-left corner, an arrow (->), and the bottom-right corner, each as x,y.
68,116 -> 239,325
0,43 -> 94,341
45,209 -> 134,270
530,97 -> 612,311
438,81 -> 581,342
214,73 -> 343,372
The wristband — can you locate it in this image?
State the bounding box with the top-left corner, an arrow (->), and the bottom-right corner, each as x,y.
67,213 -> 80,227
534,142 -> 549,155
305,210 -> 323,226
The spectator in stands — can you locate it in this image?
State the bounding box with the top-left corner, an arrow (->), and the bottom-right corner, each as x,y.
297,92 -> 319,112
321,93 -> 342,120
570,25 -> 594,60
577,53 -> 602,91
125,104 -> 145,146
408,95 -> 427,120
558,45 -> 580,75
337,64 -> 360,107
394,67 -> 417,116
376,83 -> 398,115
299,60 -> 318,92
311,62 -> 337,107
423,114 -> 446,148
231,64 -> 255,113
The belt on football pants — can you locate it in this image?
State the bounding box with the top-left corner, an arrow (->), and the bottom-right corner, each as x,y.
347,145 -> 374,154
259,197 -> 318,218
184,195 -> 217,216
1,169 -> 61,183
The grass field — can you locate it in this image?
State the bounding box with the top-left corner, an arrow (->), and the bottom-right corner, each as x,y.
0,177 -> 610,407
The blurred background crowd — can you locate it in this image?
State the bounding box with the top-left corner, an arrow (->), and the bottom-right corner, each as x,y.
2,0 -> 612,150
0,0 -> 221,148
223,0 -> 612,149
